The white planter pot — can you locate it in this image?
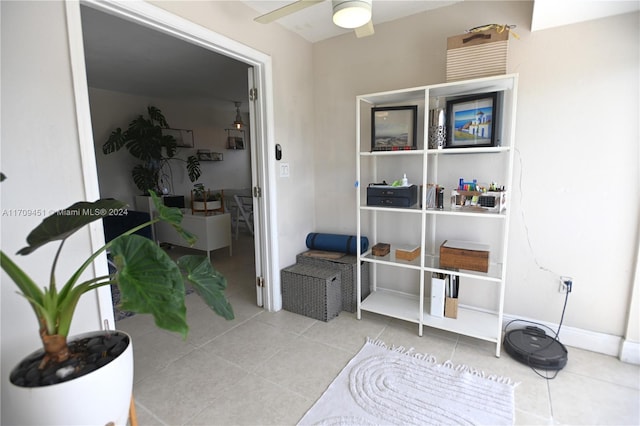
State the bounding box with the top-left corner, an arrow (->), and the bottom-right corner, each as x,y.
192,200 -> 221,211
5,330 -> 134,426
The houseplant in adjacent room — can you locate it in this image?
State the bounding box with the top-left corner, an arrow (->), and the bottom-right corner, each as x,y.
0,176 -> 234,425
191,182 -> 223,214
102,105 -> 201,195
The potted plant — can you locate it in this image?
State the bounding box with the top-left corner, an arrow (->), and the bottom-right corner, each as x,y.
0,174 -> 234,425
102,106 -> 201,195
191,183 -> 223,214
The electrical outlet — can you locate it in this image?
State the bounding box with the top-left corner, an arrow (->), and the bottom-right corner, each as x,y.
559,276 -> 573,293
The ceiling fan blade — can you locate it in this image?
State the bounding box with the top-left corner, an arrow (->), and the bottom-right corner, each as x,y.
254,0 -> 325,24
354,20 -> 375,38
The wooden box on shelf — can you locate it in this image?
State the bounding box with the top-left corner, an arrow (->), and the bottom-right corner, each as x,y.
371,243 -> 390,257
395,245 -> 421,261
439,240 -> 489,273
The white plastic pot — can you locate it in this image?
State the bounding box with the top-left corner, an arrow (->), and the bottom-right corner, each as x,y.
192,200 -> 221,211
4,330 -> 134,426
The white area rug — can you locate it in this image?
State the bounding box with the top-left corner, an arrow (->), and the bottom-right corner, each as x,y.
299,338 -> 516,426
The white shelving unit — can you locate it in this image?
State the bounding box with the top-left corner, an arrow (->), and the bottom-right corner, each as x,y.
355,74 -> 518,357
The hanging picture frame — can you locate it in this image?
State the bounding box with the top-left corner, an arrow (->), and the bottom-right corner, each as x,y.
445,92 -> 500,148
371,105 -> 418,151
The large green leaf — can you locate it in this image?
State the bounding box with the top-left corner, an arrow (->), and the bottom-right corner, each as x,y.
132,164 -> 159,193
177,255 -> 234,320
150,191 -> 197,245
110,234 -> 188,338
147,106 -> 169,127
18,199 -> 128,255
103,128 -> 126,154
186,156 -> 201,182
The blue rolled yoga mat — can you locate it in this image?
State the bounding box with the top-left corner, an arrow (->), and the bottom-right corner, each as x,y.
305,233 -> 369,255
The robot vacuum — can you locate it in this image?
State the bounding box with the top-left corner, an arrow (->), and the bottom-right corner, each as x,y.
504,326 -> 568,370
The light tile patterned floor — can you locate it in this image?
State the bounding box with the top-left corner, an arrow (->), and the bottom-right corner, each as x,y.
116,234 -> 640,425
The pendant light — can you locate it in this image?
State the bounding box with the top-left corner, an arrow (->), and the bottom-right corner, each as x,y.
332,0 -> 372,29
233,101 -> 244,129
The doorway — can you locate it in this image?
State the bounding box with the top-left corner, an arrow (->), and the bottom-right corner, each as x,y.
65,0 -> 279,324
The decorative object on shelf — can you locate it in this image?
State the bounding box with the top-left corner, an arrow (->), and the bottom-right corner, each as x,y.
161,128 -> 194,148
197,149 -> 223,161
451,189 -> 506,213
445,92 -> 500,148
440,240 -> 489,273
428,98 -> 446,149
395,245 -> 420,261
371,105 -> 418,151
191,184 -> 224,215
371,243 -> 390,257
425,184 -> 445,209
102,106 -> 201,194
446,24 -> 516,82
225,128 -> 245,150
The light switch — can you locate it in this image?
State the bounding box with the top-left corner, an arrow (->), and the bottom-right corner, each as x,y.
279,163 -> 290,178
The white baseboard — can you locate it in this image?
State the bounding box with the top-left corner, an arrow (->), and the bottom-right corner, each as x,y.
502,313 -> 639,364
620,340 -> 640,364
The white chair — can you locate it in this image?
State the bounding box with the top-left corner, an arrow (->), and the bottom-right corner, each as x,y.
233,194 -> 254,239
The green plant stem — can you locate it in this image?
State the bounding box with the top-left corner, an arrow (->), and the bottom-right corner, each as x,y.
48,238 -> 66,296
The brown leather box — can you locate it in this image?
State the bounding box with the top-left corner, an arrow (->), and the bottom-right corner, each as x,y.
371,243 -> 390,256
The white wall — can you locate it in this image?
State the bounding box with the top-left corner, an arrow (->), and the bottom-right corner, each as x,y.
0,1 -> 106,418
312,1 -> 639,339
89,88 -> 252,208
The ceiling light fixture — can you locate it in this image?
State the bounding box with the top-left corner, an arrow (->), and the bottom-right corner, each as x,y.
233,101 -> 244,129
332,0 -> 372,29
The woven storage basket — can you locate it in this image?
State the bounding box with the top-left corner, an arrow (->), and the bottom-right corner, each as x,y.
296,252 -> 370,313
281,264 -> 341,321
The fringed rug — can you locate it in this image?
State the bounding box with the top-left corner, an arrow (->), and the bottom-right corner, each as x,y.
298,338 -> 517,426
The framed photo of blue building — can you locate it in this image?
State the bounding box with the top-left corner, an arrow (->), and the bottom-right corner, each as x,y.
445,92 -> 499,148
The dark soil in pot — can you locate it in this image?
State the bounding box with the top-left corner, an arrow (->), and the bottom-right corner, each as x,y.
10,331 -> 129,388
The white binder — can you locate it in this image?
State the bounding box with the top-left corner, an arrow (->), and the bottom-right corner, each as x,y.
430,274 -> 446,318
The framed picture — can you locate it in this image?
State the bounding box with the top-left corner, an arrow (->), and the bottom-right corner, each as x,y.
371,105 -> 418,151
445,92 -> 499,148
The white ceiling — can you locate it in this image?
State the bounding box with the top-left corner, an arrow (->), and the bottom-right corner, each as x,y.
81,5 -> 251,111
241,0 -> 461,43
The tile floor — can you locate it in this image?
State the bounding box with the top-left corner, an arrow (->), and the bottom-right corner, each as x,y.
116,234 -> 640,425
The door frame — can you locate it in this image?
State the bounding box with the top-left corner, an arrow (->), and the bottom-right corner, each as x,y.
65,0 -> 280,321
